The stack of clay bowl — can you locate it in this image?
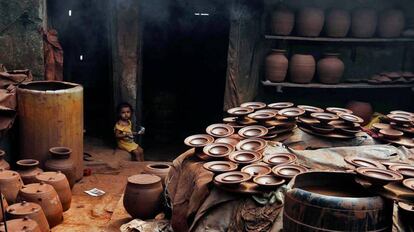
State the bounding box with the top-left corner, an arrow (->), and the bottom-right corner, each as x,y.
372,110 -> 414,147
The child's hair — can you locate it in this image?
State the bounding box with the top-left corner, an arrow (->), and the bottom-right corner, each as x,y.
116,102 -> 133,118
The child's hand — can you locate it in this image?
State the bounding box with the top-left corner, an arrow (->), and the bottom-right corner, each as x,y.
135,126 -> 145,135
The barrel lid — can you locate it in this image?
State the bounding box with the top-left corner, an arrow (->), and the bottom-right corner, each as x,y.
7,201 -> 42,215
0,170 -> 20,180
36,171 -> 66,182
20,183 -> 54,194
127,174 -> 161,185
0,218 -> 39,232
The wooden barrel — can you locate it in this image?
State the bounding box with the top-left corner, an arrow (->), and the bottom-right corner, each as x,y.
284,172 -> 393,232
17,81 -> 83,180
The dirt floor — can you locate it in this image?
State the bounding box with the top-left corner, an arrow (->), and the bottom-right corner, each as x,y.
51,137 -> 172,232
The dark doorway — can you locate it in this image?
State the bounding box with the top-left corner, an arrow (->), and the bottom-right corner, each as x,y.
47,0 -> 113,140
141,0 -> 230,160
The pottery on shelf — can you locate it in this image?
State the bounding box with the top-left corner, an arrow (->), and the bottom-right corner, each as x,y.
266,49 -> 289,83
325,8 -> 351,37
296,7 -> 325,37
270,6 -> 295,35
7,201 -> 50,232
144,163 -> 172,185
0,170 -> 23,204
289,54 -> 316,84
35,172 -> 72,211
378,9 -> 405,38
16,159 -> 43,185
45,147 -> 76,189
317,53 -> 344,84
0,150 -> 10,170
351,8 -> 377,38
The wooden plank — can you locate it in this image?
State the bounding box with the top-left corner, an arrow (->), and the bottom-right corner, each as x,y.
265,35 -> 414,43
261,80 -> 414,89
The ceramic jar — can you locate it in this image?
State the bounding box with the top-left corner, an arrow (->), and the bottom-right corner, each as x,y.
18,183 -> 63,228
0,170 -> 23,204
289,54 -> 316,83
296,7 -> 325,37
346,101 -> 373,126
265,49 -> 289,83
0,218 -> 41,232
16,159 -> 43,185
7,201 -> 50,232
123,174 -> 163,219
144,163 -> 171,186
0,194 -> 7,222
378,9 -> 405,38
270,6 -> 295,35
325,9 -> 350,37
0,150 -> 10,170
351,8 -> 377,38
35,171 -> 72,211
317,53 -> 344,84
45,147 -> 76,188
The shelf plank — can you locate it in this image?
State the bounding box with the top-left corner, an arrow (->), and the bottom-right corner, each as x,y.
262,80 -> 414,89
265,35 -> 414,43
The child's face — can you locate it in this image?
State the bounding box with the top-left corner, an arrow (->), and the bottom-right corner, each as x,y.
120,107 -> 131,120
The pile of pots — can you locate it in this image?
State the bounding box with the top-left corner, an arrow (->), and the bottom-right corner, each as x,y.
271,6 -> 405,38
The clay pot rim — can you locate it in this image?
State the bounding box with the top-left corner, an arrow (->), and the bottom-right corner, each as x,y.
16,159 -> 40,168
49,147 -> 72,157
146,163 -> 171,170
240,102 -> 267,110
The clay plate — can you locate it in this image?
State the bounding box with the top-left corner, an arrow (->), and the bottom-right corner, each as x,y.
356,167 -> 403,186
326,107 -> 353,114
267,102 -> 294,110
203,143 -> 235,159
240,102 -> 266,110
215,136 -> 241,146
263,153 -> 297,166
228,151 -> 262,165
214,171 -> 251,186
297,105 -> 324,115
310,112 -> 339,123
390,123 -> 414,134
402,178 -> 414,191
247,112 -> 276,121
203,161 -> 238,174
298,116 -> 320,125
389,164 -> 414,178
236,138 -> 267,152
310,124 -> 335,134
184,134 -> 214,148
372,123 -> 391,131
272,164 -> 308,179
278,107 -> 305,118
238,125 -> 268,138
227,107 -> 254,117
253,175 -> 285,189
380,160 -> 409,167
338,113 -> 364,124
387,114 -> 413,125
344,156 -> 386,169
241,164 -> 272,176
206,123 -> 235,138
390,110 -> 414,118
255,109 -> 279,115
379,128 -> 404,140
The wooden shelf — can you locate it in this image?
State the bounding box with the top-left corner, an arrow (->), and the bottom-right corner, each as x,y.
265,35 -> 414,43
262,80 -> 414,89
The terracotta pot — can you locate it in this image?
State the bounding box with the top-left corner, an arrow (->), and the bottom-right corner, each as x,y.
346,101 -> 373,126
325,9 -> 350,37
0,150 -> 9,170
270,6 -> 295,35
7,201 -> 50,232
0,170 -> 23,204
16,159 -> 43,185
123,174 -> 163,219
351,8 -> 377,38
289,54 -> 316,83
0,194 -> 7,223
378,9 -> 405,38
35,171 -> 72,211
18,183 -> 63,228
317,53 -> 344,84
0,218 -> 41,232
45,147 -> 76,189
144,163 -> 171,185
296,7 -> 325,37
266,49 -> 289,83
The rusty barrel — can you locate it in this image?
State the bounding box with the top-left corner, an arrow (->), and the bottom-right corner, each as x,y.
17,81 -> 83,180
284,172 -> 393,232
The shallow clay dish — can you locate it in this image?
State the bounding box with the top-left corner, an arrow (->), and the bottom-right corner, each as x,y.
247,112 -> 276,121
379,129 -> 404,140
228,151 -> 262,165
203,143 -> 235,159
238,126 -> 268,138
206,124 -> 234,138
344,156 -> 386,169
337,113 -> 364,124
263,153 -> 297,166
253,175 -> 285,189
240,102 -> 267,110
227,107 -> 254,117
272,164 -> 307,180
310,112 -> 339,123
184,134 -> 214,148
402,178 -> 414,191
255,109 -> 279,115
389,165 -> 414,178
214,171 -> 251,186
236,138 -> 267,152
356,167 -> 403,186
372,123 -> 391,131
278,107 -> 305,119
241,164 -> 272,176
215,136 -> 241,147
390,110 -> 414,118
380,160 -> 409,167
267,102 -> 294,110
310,124 -> 335,134
203,161 -> 238,174
387,114 -> 413,125
326,107 -> 353,115
297,105 -> 324,116
298,116 -> 320,125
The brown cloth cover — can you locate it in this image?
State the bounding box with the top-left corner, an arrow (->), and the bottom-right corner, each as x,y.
42,28 -> 63,81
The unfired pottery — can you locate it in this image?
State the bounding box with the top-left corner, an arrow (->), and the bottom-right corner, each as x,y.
7,201 -> 50,232
296,7 -> 325,37
45,147 -> 76,189
35,171 -> 72,211
270,6 -> 295,35
325,9 -> 350,37
378,9 -> 405,38
266,49 -> 288,82
317,53 -> 344,84
16,159 -> 43,185
0,150 -> 9,170
289,54 -> 316,83
351,8 -> 377,38
0,170 -> 23,204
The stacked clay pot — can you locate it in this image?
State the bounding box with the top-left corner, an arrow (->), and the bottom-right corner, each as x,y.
35,171 -> 72,211
123,174 -> 163,219
0,150 -> 10,170
0,218 -> 41,232
296,7 -> 325,37
45,147 -> 76,188
0,169 -> 23,204
265,49 -> 289,82
325,9 -> 350,37
16,159 -> 43,185
0,194 -> 7,222
270,6 -> 295,35
378,9 -> 405,38
18,182 -> 63,228
7,201 -> 50,232
289,54 -> 316,83
351,8 -> 377,38
317,53 -> 345,84
144,163 -> 171,185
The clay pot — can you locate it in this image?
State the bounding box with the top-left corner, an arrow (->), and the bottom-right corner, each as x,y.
45,147 -> 76,188
18,183 -> 63,228
270,6 -> 295,35
0,170 -> 23,204
378,9 -> 405,38
0,194 -> 7,223
16,159 -> 43,185
35,172 -> 71,211
0,218 -> 41,232
289,54 -> 316,83
144,164 -> 171,185
317,53 -> 344,84
351,8 -> 377,38
325,9 -> 350,37
266,49 -> 289,83
123,174 -> 163,219
346,101 -> 373,126
7,201 -> 50,232
296,7 -> 325,37
0,150 -> 9,170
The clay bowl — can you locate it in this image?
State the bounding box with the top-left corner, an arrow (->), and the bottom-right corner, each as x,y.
310,112 -> 339,124
272,164 -> 308,180
402,178 -> 414,191
344,156 -> 386,169
255,109 -> 279,115
297,105 -> 324,116
227,107 -> 254,118
380,160 -> 409,168
184,134 -> 214,148
263,153 -> 297,166
228,151 -> 262,166
235,138 -> 267,153
379,129 -> 404,140
389,165 -> 414,178
206,124 -> 234,138
326,107 -> 353,115
238,125 -> 268,138
355,167 -> 403,186
372,123 -> 390,132
247,112 -> 276,122
253,175 -> 285,190
387,114 -> 413,125
203,161 -> 238,174
267,102 -> 294,110
215,136 -> 241,147
214,171 -> 251,186
278,107 -> 305,120
337,113 -> 364,125
310,124 -> 335,134
390,110 -> 414,118
241,164 -> 272,177
240,102 -> 266,110
203,143 -> 235,159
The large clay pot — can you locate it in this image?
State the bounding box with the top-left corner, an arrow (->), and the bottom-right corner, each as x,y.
346,101 -> 373,126
270,6 -> 295,35
7,201 -> 50,232
0,150 -> 9,170
35,172 -> 72,211
16,159 -> 43,185
45,147 -> 76,189
265,49 -> 289,83
289,54 -> 316,83
317,53 -> 345,84
123,174 -> 163,219
326,9 -> 350,37
144,163 -> 172,185
296,7 -> 325,37
351,8 -> 377,38
0,194 -> 8,223
0,218 -> 42,232
378,9 -> 405,38
0,170 -> 23,204
18,183 -> 63,228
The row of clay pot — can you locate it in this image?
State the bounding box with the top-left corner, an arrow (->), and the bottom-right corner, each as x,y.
271,7 -> 405,38
266,50 -> 344,84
